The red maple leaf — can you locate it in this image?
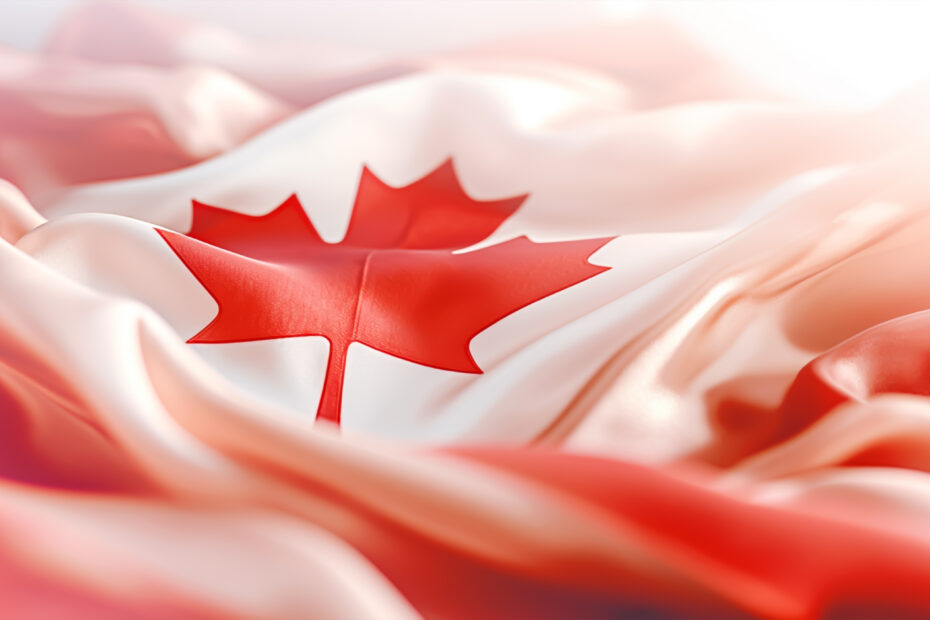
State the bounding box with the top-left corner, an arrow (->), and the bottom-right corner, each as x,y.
157,160 -> 613,425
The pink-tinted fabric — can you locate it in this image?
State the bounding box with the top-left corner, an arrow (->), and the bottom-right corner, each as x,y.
4,3 -> 930,619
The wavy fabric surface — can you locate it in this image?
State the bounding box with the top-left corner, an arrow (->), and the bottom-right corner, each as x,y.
4,3 -> 930,619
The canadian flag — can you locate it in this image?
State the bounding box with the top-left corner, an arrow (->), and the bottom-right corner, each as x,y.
24,64 -> 874,443
5,2 -> 930,620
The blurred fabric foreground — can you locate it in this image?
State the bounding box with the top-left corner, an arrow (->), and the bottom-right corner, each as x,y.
7,2 -> 930,619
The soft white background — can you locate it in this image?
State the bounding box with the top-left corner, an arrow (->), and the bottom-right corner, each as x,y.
2,0 -> 930,108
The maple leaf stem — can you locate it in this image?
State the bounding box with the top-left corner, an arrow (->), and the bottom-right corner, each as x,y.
316,339 -> 349,425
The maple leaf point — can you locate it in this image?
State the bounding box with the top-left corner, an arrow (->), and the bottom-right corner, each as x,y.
157,159 -> 613,425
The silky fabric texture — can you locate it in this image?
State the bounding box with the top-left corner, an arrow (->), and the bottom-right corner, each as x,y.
4,3 -> 930,619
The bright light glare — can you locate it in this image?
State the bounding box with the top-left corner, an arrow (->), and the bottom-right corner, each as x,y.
644,0 -> 930,108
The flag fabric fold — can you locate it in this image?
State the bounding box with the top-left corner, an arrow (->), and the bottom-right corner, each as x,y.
5,3 -> 930,619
